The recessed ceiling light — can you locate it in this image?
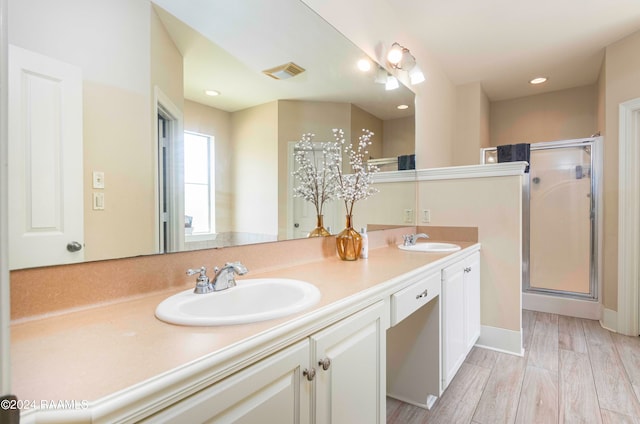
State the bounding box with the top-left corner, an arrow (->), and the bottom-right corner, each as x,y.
205,90 -> 220,96
357,58 -> 372,72
529,77 -> 547,85
397,104 -> 409,110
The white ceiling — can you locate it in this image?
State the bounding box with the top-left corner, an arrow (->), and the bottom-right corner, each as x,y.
152,0 -> 415,121
388,0 -> 640,100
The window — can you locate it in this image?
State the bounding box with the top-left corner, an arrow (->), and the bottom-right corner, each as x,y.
184,132 -> 215,237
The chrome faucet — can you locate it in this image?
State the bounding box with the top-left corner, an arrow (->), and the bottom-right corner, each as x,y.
402,233 -> 430,246
186,261 -> 248,294
211,261 -> 248,291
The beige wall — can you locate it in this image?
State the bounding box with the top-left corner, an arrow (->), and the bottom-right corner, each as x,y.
453,82 -> 490,166
183,100 -> 233,233
490,84 -> 598,146
419,175 -> 523,333
232,102 -> 279,236
383,116 -> 415,158
602,29 -> 640,311
356,180 -> 416,229
351,105 -> 384,159
151,7 -> 183,112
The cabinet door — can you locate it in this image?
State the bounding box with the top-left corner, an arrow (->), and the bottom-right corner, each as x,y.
464,252 -> 481,351
442,260 -> 466,389
311,301 -> 387,424
140,340 -> 310,424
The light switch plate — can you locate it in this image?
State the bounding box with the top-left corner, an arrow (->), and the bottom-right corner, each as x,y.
404,209 -> 413,223
422,209 -> 431,223
93,171 -> 105,189
93,192 -> 105,210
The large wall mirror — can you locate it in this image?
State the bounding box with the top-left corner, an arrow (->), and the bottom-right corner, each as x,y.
8,0 -> 415,269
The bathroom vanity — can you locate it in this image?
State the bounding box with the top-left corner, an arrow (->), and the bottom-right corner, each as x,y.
12,239 -> 480,423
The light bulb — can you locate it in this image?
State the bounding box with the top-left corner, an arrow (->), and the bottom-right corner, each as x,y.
409,66 -> 425,85
387,44 -> 403,65
385,76 -> 399,90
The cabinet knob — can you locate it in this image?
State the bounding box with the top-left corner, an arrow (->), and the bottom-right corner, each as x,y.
416,289 -> 429,300
318,357 -> 331,371
303,368 -> 316,381
464,267 -> 472,273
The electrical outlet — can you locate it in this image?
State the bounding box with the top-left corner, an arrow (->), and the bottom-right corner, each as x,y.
403,209 -> 413,223
422,209 -> 431,223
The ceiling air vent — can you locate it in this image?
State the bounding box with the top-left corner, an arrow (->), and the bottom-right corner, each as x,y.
262,62 -> 305,80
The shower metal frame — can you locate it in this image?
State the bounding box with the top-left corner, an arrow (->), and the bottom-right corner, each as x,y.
481,137 -> 603,301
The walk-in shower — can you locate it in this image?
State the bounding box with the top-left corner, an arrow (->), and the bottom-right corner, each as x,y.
481,137 -> 602,311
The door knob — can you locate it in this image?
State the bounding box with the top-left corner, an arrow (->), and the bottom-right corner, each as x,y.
66,241 -> 83,252
294,223 -> 300,228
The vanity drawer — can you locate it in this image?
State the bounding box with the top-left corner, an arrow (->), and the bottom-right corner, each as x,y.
391,271 -> 441,326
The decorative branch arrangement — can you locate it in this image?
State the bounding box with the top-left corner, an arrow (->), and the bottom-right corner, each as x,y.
292,133 -> 341,218
331,128 -> 379,217
292,129 -> 379,259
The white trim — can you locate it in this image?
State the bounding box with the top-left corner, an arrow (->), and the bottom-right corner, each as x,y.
286,141 -> 295,240
372,170 -> 416,183
600,307 -> 618,333
476,325 -> 523,356
416,162 -> 528,181
154,87 -> 184,253
0,0 -> 10,395
618,97 -> 640,336
522,292 -> 601,320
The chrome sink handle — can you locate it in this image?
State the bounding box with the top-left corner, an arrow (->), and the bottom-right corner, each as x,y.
187,267 -> 214,294
212,261 -> 248,291
402,233 -> 430,246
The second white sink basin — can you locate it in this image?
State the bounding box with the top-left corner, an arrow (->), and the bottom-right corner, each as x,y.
155,278 -> 321,326
398,242 -> 461,253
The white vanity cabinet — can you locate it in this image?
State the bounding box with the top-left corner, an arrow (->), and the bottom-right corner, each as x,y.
311,300 -> 387,424
140,301 -> 387,424
442,251 -> 481,389
139,340 -> 311,424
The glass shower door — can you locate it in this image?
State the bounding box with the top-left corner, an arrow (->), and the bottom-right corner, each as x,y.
528,146 -> 594,297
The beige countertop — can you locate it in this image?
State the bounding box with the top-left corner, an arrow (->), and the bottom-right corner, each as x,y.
11,241 -> 477,405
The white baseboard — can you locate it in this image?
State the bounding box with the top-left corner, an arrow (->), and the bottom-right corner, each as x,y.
522,292 -> 601,320
476,325 -> 523,356
600,307 -> 618,332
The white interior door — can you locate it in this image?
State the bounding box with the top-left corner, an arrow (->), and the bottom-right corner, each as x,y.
289,141 -> 338,238
8,45 -> 84,269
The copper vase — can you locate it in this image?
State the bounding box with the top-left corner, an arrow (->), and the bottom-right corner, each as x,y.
336,215 -> 362,261
308,215 -> 331,237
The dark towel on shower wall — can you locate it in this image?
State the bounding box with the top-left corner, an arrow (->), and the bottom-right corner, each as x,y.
497,143 -> 530,172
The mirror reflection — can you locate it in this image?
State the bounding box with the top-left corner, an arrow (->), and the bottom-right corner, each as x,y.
8,0 -> 415,269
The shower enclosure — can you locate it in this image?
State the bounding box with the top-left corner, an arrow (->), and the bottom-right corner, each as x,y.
482,137 -> 602,302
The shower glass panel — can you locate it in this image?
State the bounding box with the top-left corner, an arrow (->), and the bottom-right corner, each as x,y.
529,147 -> 592,295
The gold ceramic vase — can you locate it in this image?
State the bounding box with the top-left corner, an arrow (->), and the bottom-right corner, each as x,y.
336,215 -> 362,261
308,215 -> 331,237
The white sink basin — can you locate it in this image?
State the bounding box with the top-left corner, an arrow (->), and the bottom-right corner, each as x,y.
155,278 -> 321,326
398,242 -> 461,253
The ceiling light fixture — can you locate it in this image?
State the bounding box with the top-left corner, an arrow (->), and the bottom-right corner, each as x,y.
397,104 -> 409,110
205,89 -> 220,96
357,58 -> 372,72
386,42 -> 425,86
529,77 -> 548,85
387,43 -> 404,65
385,75 -> 399,91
